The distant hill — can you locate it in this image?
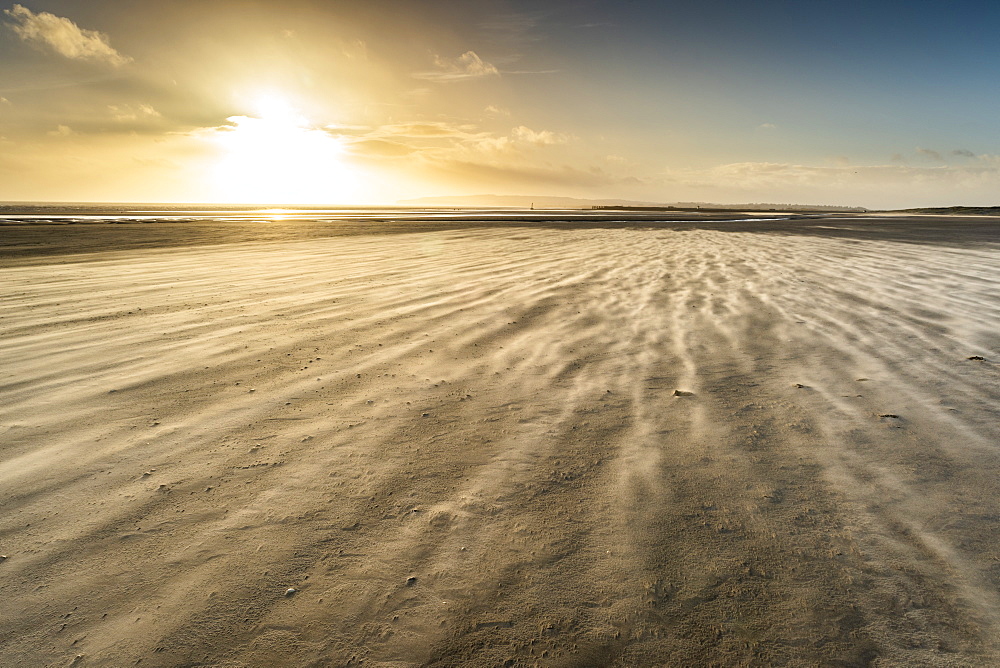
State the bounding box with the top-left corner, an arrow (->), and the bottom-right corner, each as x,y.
894,206 -> 1000,215
398,194 -> 866,212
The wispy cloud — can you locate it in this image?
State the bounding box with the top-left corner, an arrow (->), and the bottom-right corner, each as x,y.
3,4 -> 131,67
916,147 -> 943,161
348,139 -> 416,157
472,125 -> 569,153
338,119 -> 571,166
663,159 -> 1000,197
484,105 -> 510,118
952,149 -> 976,158
430,159 -> 617,189
414,51 -> 499,83
378,122 -> 479,138
478,12 -> 545,45
339,38 -> 368,61
511,125 -> 566,146
108,103 -> 161,122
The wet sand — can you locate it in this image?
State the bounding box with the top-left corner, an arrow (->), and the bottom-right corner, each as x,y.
2,216 -> 1000,665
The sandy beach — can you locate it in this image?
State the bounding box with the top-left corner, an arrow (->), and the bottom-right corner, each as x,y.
2,215 -> 1000,666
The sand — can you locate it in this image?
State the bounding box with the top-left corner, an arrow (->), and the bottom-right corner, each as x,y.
2,216 -> 1000,666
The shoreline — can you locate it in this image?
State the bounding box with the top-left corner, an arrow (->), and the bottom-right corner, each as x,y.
2,214 -> 999,267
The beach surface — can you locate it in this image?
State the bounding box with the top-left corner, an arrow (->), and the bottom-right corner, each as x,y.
2,214 -> 1000,666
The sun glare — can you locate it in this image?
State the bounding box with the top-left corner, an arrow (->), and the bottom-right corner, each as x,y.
250,93 -> 306,125
210,94 -> 357,204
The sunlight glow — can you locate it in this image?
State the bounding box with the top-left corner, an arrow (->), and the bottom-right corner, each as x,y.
210,94 -> 357,204
250,92 -> 307,126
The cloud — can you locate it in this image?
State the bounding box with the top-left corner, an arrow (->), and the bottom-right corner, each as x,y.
952,149 -> 976,158
916,147 -> 943,161
663,160 -> 1000,198
0,96 -> 9,105
48,124 -> 73,136
377,122 -> 478,138
756,123 -> 777,130
484,105 -> 510,118
430,159 -> 617,189
473,125 -> 568,153
337,120 -> 569,160
349,139 -> 416,158
478,12 -> 545,45
414,51 -> 499,83
3,4 -> 130,67
511,125 -> 566,145
332,121 -> 483,144
108,103 -> 161,122
340,38 -> 367,61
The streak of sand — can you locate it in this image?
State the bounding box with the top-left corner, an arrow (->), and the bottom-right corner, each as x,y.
2,226 -> 1000,666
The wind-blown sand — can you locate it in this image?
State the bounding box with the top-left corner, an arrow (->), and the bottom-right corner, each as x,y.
2,217 -> 1000,666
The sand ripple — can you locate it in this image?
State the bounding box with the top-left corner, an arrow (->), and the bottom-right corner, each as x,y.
2,226 -> 999,665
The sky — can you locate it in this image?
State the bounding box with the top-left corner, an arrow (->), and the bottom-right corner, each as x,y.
2,0 -> 1000,208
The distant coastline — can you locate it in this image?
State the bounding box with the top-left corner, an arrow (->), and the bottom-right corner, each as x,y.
398,194 -> 867,212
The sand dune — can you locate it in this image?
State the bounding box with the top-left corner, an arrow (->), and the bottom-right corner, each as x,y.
2,223 -> 1000,665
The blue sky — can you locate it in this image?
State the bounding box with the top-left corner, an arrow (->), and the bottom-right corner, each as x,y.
1,0 -> 999,207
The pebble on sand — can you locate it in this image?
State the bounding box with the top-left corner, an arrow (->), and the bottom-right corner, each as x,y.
285,588 -> 298,597
673,390 -> 695,397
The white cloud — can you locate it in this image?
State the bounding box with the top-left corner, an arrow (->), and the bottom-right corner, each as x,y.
0,96 -> 9,106
472,125 -> 568,154
108,103 -> 161,122
414,51 -> 499,83
756,123 -> 777,130
48,124 -> 73,136
511,125 -> 565,145
3,4 -> 131,67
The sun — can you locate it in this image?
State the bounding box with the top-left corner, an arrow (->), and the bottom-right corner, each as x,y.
209,93 -> 358,204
